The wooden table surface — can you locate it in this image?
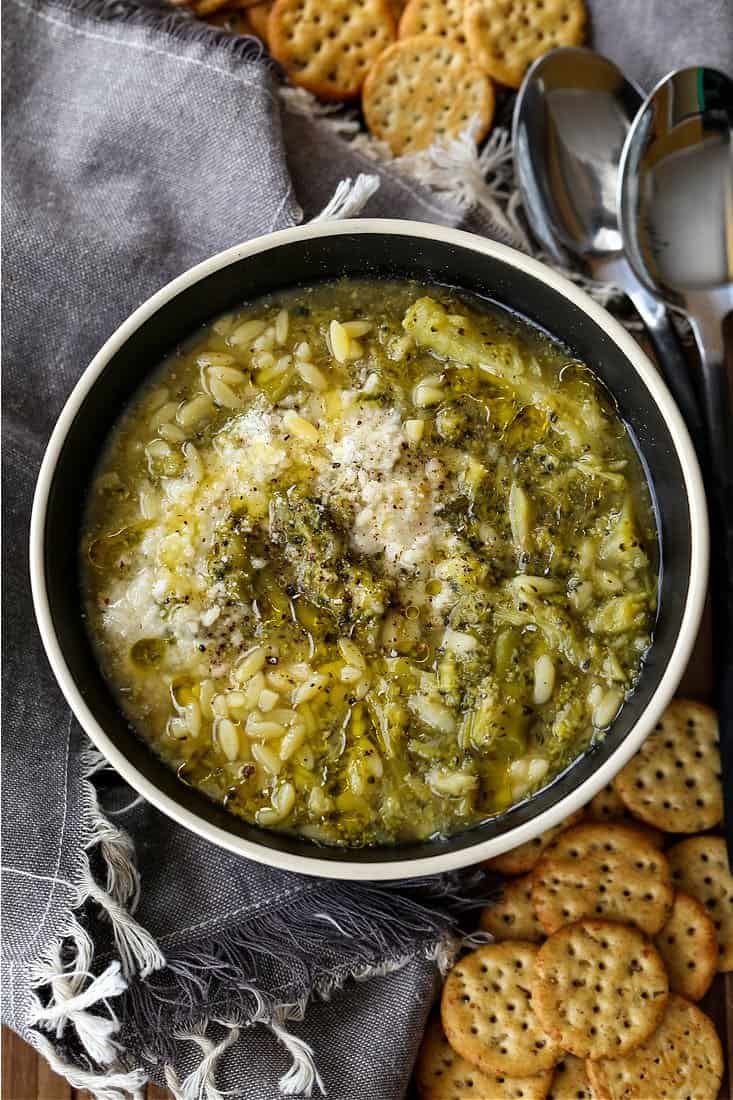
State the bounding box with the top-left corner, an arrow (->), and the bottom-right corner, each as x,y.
1,1032 -> 172,1100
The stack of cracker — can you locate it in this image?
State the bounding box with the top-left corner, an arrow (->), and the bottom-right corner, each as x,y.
416,699 -> 731,1100
173,0 -> 588,155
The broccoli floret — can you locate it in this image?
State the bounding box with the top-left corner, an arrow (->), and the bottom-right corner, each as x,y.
270,490 -> 392,624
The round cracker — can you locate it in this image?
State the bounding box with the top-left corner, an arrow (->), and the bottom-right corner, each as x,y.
464,0 -> 586,89
585,994 -> 723,1100
480,875 -> 545,943
546,1055 -> 592,1100
582,784 -> 664,848
667,835 -> 733,972
613,699 -> 722,833
653,891 -> 718,1001
584,783 -> 632,824
269,0 -> 395,100
399,0 -> 466,43
362,35 -> 494,155
416,1014 -> 553,1100
530,823 -> 674,937
441,943 -> 560,1077
532,919 -> 669,1060
484,812 -> 585,876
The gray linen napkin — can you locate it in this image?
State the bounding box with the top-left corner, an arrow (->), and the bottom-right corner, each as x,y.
2,1 -> 731,1098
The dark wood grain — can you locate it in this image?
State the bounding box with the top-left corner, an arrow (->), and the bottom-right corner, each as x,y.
2,1030 -> 37,1100
147,1083 -> 174,1099
0,1029 -> 177,1100
35,1049 -> 71,1100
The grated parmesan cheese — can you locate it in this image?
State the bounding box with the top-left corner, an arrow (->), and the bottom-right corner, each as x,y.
316,403 -> 451,573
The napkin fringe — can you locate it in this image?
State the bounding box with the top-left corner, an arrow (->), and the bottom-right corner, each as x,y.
36,0 -> 271,67
164,1019 -> 242,1100
27,748 -> 163,1094
79,748 -> 166,980
280,87 -> 529,251
124,882 -> 470,1034
124,869 -> 477,1034
397,125 -> 533,252
280,85 -> 625,308
311,173 -> 381,222
27,742 -> 483,1099
158,947 -> 449,1099
30,1033 -> 148,1100
120,877 -> 478,1096
268,1008 -> 325,1097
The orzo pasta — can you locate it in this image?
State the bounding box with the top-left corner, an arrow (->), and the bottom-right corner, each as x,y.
81,280 -> 657,846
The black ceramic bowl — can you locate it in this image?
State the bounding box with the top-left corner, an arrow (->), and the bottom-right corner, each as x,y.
30,221 -> 708,879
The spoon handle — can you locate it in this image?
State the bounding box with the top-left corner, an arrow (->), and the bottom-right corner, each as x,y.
625,287 -> 708,448
689,310 -> 733,865
593,257 -> 707,446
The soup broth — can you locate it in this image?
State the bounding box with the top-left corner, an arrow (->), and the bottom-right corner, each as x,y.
81,280 -> 658,846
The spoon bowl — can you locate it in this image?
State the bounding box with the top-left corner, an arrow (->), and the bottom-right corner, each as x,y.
514,47 -> 703,437
514,46 -> 642,263
619,67 -> 733,307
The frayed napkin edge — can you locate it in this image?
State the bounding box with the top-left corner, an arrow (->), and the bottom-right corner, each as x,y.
22,0 -> 275,70
24,743 -> 484,1099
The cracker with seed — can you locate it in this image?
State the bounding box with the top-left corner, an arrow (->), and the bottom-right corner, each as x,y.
480,875 -> 545,943
583,784 -> 664,847
613,699 -> 722,833
532,919 -> 669,1060
416,1014 -> 554,1100
269,0 -> 395,100
484,811 -> 585,876
653,891 -> 718,1001
362,35 -> 493,155
531,823 -> 674,936
399,0 -> 466,43
546,1055 -> 592,1100
464,0 -> 586,89
441,942 -> 560,1077
667,835 -> 733,971
585,994 -> 723,1100
584,783 -> 631,824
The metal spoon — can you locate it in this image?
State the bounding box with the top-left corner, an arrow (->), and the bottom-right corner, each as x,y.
513,47 -> 704,438
619,66 -> 733,863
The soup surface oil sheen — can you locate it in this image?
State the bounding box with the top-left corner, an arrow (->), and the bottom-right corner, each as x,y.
81,280 -> 658,846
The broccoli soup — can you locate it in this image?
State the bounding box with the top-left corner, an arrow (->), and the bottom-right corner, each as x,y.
81,280 -> 657,846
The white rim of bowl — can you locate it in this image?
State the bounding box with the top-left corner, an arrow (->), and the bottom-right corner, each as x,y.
29,219 -> 709,880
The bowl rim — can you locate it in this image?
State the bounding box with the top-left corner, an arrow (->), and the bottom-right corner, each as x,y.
29,218 -> 709,880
